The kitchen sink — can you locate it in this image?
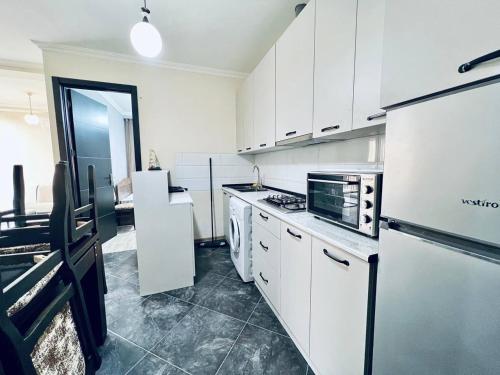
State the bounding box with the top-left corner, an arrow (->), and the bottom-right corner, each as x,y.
230,185 -> 268,193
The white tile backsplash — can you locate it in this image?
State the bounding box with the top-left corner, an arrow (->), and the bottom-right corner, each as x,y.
255,135 -> 385,195
174,152 -> 256,191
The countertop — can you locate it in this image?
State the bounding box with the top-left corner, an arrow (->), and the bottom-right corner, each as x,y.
169,190 -> 193,205
222,187 -> 379,262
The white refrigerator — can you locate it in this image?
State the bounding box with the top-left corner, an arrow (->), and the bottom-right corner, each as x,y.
372,80 -> 500,374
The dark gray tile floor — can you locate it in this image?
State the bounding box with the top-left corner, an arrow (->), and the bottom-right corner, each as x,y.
98,246 -> 314,375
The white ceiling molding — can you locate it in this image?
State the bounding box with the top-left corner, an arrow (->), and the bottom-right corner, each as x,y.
0,59 -> 44,74
33,41 -> 248,79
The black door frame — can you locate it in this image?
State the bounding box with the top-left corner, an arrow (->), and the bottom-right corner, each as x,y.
52,77 -> 142,204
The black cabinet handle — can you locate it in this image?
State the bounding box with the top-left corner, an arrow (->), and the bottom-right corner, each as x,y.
237,149 -> 242,152
366,112 -> 386,121
458,49 -> 500,73
287,228 -> 302,239
259,272 -> 269,284
259,143 -> 267,147
323,249 -> 349,266
259,241 -> 268,251
259,213 -> 268,221
321,125 -> 340,132
245,147 -> 252,150
285,130 -> 297,137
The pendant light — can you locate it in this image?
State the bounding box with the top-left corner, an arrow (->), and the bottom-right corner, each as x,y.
130,0 -> 163,58
24,92 -> 39,126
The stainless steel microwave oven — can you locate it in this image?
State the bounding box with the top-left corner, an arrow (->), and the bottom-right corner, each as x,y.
307,172 -> 383,237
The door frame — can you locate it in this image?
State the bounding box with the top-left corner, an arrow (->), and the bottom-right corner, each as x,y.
52,76 -> 143,176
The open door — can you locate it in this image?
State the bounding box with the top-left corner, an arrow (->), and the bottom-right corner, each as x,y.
64,89 -> 117,242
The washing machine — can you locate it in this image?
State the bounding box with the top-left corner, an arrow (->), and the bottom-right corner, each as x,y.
228,196 -> 253,282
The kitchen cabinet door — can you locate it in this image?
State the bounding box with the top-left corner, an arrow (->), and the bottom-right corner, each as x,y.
276,0 -> 315,143
280,222 -> 312,354
236,75 -> 254,153
243,73 -> 254,152
380,0 -> 500,108
236,87 -> 245,153
313,0 -> 357,138
310,238 -> 371,375
253,46 -> 276,151
352,0 -> 386,129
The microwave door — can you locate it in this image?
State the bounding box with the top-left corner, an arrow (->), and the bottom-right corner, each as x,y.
382,81 -> 500,246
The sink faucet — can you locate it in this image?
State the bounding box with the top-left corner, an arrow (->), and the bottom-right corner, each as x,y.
253,165 -> 262,190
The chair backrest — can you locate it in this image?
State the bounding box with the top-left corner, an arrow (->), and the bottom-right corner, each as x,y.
0,250 -> 89,374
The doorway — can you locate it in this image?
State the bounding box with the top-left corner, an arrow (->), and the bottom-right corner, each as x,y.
52,78 -> 142,242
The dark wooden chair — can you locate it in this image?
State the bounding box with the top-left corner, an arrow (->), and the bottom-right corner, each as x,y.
0,162 -> 107,346
0,248 -> 100,374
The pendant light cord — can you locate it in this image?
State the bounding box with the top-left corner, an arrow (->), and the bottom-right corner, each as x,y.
28,93 -> 33,115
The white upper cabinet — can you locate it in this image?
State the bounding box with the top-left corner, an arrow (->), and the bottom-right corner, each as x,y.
235,86 -> 245,153
236,74 -> 254,153
313,0 -> 357,138
276,0 -> 315,143
381,0 -> 500,108
253,46 -> 276,150
352,0 -> 386,129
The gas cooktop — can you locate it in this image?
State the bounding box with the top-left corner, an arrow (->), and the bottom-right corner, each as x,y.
258,193 -> 306,213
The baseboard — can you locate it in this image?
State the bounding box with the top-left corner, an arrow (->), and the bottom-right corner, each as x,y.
194,235 -> 227,245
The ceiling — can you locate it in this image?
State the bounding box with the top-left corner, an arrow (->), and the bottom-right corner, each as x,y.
0,69 -> 47,112
1,0 -> 304,73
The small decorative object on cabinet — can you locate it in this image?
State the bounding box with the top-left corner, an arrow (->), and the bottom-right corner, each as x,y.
148,149 -> 161,170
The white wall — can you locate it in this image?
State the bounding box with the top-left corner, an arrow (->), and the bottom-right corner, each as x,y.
0,111 -> 54,210
255,135 -> 385,194
42,50 -> 242,239
107,103 -> 128,183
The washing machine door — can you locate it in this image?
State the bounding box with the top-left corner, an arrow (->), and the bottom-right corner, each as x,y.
229,214 -> 240,253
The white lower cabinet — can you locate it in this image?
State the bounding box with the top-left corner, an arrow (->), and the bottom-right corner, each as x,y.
310,238 -> 371,375
252,216 -> 281,312
280,222 -> 312,354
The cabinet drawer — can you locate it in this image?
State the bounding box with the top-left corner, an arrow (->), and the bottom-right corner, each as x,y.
254,253 -> 280,312
252,206 -> 280,238
253,222 -> 280,273
310,237 -> 370,375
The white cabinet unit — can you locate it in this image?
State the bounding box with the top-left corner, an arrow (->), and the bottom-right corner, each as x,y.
252,207 -> 281,311
280,222 -> 312,354
236,74 -> 254,153
313,0 -> 357,138
236,88 -> 245,153
276,0 -> 315,144
253,46 -> 276,151
310,238 -> 372,375
380,0 -> 500,108
133,171 -> 195,296
352,0 -> 386,129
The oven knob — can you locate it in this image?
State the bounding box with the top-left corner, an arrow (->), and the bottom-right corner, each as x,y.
364,185 -> 374,194
362,215 -> 372,224
363,200 -> 373,209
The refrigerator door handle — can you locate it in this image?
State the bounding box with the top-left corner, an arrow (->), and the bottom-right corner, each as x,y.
458,49 -> 500,73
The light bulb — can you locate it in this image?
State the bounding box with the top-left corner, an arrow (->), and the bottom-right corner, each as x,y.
24,113 -> 40,125
130,21 -> 163,58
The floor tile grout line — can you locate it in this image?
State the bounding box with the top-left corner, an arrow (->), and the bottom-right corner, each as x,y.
108,328 -> 194,375
123,352 -> 149,375
163,279 -> 290,338
214,295 -> 261,375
